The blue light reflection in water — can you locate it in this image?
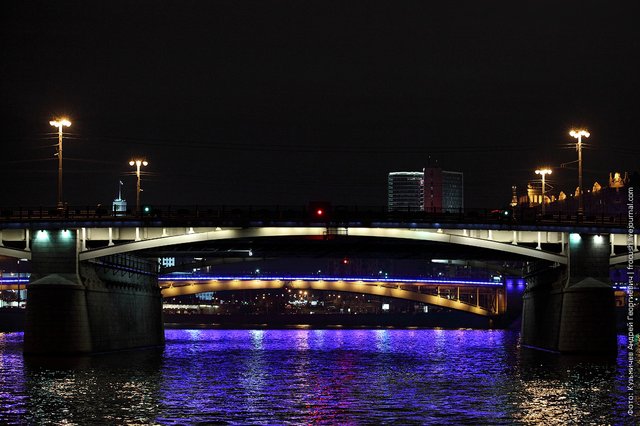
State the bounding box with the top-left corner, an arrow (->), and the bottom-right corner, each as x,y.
0,330 -> 637,424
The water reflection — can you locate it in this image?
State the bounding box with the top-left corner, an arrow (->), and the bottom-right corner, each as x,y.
22,347 -> 163,425
514,339 -> 626,425
0,333 -> 27,424
0,330 -> 636,424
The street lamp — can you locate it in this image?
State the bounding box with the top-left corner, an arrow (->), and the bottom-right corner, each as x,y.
49,118 -> 71,208
129,159 -> 148,214
535,168 -> 552,215
569,129 -> 590,216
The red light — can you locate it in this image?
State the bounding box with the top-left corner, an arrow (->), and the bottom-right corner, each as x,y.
316,209 -> 324,216
342,258 -> 349,265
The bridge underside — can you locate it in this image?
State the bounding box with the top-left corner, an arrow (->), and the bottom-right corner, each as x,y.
73,227 -> 568,264
161,279 -> 502,316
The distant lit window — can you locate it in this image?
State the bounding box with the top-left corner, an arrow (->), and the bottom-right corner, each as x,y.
159,257 -> 176,267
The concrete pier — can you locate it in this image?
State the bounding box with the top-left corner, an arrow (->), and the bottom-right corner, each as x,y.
521,233 -> 617,354
24,229 -> 164,355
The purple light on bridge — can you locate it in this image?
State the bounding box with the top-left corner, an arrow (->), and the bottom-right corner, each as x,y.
0,278 -> 29,284
158,275 -> 503,286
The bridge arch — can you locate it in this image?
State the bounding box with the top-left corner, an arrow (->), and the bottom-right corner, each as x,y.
79,226 -> 567,264
161,277 -> 503,317
610,251 -> 640,265
0,246 -> 30,260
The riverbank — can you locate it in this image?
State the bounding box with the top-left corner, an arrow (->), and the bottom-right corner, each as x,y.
1,308 -> 499,331
163,311 -> 500,329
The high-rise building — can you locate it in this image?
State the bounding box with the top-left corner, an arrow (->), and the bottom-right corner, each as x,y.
441,170 -> 464,213
387,172 -> 424,211
388,168 -> 463,212
422,167 -> 443,212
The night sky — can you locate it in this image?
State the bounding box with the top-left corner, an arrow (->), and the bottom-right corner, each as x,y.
1,1 -> 638,209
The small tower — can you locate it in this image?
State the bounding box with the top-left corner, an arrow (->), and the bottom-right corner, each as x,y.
112,180 -> 127,216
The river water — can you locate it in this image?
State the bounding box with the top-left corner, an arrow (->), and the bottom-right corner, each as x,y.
0,329 -> 637,425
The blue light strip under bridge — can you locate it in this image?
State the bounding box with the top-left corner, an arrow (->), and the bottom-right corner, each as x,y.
0,278 -> 29,284
159,275 -> 503,287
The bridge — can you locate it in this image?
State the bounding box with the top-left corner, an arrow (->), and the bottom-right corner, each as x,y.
0,205 -> 637,355
160,275 -> 505,316
0,274 -> 504,316
1,217 -> 637,262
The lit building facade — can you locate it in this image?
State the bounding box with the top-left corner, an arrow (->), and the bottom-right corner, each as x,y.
513,170 -> 638,215
442,170 -> 464,213
388,172 -> 424,211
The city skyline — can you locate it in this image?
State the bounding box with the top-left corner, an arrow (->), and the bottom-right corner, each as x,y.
1,1 -> 637,209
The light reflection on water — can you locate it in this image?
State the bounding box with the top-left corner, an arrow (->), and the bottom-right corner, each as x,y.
0,329 -> 637,424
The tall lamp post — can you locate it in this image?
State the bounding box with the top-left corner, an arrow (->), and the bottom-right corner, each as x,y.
49,118 -> 71,208
569,129 -> 590,216
535,168 -> 552,216
129,159 -> 148,214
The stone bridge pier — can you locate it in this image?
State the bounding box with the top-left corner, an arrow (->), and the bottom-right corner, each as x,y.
24,229 -> 164,355
521,233 -> 617,354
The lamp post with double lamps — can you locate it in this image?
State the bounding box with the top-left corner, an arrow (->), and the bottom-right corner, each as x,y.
569,129 -> 590,216
535,168 -> 552,216
129,159 -> 148,215
49,118 -> 71,208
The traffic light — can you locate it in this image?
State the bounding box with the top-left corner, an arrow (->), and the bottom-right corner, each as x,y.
142,205 -> 152,216
342,257 -> 349,265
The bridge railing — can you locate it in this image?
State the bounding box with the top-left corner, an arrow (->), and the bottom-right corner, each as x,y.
0,205 -> 636,227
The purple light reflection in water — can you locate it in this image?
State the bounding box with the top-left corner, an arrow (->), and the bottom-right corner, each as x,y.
0,333 -> 27,424
0,330 -> 637,424
154,329 -> 633,424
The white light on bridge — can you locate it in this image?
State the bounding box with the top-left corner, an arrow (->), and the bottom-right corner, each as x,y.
594,235 -> 604,245
569,233 -> 582,244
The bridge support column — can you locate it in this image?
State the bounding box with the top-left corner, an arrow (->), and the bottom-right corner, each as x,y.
81,227 -> 87,250
0,230 -> 3,247
24,229 -> 164,355
611,235 -> 616,256
521,233 -> 616,354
